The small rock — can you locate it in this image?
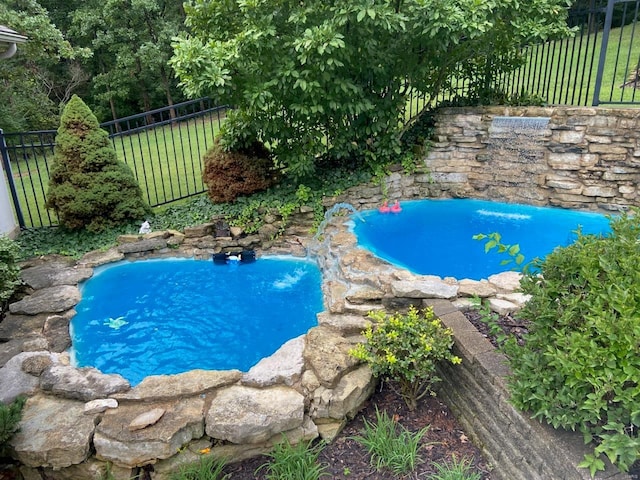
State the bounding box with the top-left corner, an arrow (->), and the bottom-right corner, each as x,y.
128,408 -> 165,431
21,354 -> 53,376
84,399 -> 118,415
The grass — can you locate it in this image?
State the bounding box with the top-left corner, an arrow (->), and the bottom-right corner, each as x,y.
351,407 -> 430,475
256,438 -> 329,480
169,456 -> 229,480
429,456 -> 483,480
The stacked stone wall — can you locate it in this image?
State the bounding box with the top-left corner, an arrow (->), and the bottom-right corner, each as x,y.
422,106 -> 640,211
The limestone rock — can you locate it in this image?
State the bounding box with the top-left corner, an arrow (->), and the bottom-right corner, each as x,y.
117,238 -> 168,254
9,285 -> 81,315
43,314 -> 72,352
78,247 -> 124,268
458,279 -> 497,298
303,326 -> 360,388
316,312 -> 371,335
129,408 -> 165,431
0,337 -> 33,367
94,398 -> 205,467
206,385 -> 304,444
0,313 -> 49,340
112,369 -> 241,402
488,271 -> 522,292
497,292 -> 532,308
488,298 -> 519,316
0,352 -> 57,403
40,365 -> 130,401
310,365 -> 375,421
391,277 -> 458,299
21,353 -> 53,375
20,264 -> 93,290
40,458 -> 132,480
10,395 -> 97,469
21,336 -> 48,351
243,336 -> 305,387
84,398 -> 119,415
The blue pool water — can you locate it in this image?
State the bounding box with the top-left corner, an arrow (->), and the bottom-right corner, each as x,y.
353,199 -> 612,280
71,257 -> 323,385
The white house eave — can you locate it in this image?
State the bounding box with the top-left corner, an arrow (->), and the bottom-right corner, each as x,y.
0,26 -> 27,60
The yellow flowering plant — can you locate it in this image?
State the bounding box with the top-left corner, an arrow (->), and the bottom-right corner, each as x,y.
350,306 -> 461,411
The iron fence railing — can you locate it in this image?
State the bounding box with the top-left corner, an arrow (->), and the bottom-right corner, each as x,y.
0,98 -> 226,228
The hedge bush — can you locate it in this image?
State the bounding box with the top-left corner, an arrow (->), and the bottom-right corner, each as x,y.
46,95 -> 151,232
202,139 -> 278,204
508,212 -> 640,475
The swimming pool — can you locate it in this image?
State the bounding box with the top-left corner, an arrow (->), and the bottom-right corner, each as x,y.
353,199 -> 612,280
70,256 -> 323,385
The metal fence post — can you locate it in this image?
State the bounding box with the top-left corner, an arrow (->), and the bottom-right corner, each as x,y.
0,129 -> 25,228
593,0 -> 619,105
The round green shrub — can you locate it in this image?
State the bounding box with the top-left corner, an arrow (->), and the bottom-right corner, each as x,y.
350,306 -> 461,411
46,95 -> 151,232
508,212 -> 640,474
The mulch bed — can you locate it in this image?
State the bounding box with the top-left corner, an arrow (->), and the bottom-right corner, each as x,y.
221,379 -> 492,479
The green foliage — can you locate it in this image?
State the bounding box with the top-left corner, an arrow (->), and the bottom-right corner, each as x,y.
0,236 -> 22,309
69,0 -> 187,121
172,0 -> 572,179
350,306 -> 461,411
0,396 -> 26,455
508,212 -> 640,474
429,455 -> 482,480
469,296 -> 510,348
256,438 -> 329,480
352,407 -> 428,474
473,232 -> 526,269
169,455 -> 229,480
46,95 -> 151,232
202,139 -> 278,203
0,0 -> 90,132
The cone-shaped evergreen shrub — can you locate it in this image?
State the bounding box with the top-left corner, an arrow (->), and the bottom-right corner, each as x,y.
46,95 -> 150,232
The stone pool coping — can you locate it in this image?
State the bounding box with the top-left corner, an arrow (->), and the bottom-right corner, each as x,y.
0,213 -> 630,480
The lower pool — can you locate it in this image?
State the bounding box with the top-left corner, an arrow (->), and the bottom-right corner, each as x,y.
70,256 -> 323,385
353,199 -> 612,280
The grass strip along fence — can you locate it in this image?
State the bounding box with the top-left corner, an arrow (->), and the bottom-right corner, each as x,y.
0,98 -> 226,228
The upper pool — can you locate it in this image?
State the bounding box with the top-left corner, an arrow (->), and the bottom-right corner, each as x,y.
352,199 -> 612,280
70,256 -> 323,385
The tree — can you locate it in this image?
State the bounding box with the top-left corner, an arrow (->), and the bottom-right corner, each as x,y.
70,0 -> 186,122
0,0 -> 90,132
171,0 -> 573,179
46,95 -> 151,232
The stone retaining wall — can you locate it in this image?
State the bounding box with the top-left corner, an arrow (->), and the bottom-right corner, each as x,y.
422,106 -> 640,211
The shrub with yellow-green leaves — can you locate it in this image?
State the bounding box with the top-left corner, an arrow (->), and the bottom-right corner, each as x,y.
350,306 -> 461,411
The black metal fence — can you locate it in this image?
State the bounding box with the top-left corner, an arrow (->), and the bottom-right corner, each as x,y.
0,98 -> 226,228
495,0 -> 639,106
